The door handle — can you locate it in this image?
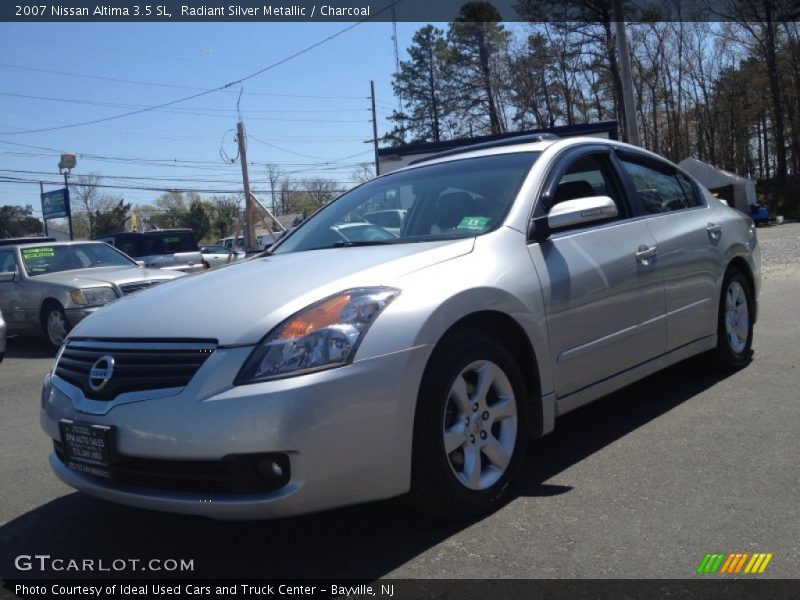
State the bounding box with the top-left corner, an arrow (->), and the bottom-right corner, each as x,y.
707,223 -> 722,242
636,245 -> 657,265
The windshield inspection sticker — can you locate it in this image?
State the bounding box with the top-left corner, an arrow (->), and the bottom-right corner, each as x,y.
458,216 -> 490,230
21,247 -> 55,259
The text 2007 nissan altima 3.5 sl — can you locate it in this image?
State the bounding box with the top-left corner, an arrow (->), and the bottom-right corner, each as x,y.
41,136 -> 760,520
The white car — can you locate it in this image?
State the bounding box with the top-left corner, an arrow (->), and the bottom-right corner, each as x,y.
200,245 -> 245,270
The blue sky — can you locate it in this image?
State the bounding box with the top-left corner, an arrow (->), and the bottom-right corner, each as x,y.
0,21 -> 432,215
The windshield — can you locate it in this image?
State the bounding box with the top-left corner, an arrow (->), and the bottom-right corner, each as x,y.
272,152 -> 540,254
20,243 -> 135,277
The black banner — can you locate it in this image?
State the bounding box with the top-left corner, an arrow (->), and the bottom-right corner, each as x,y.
4,579 -> 800,600
3,0 -> 799,23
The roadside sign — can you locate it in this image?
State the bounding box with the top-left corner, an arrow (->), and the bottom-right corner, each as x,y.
41,188 -> 70,219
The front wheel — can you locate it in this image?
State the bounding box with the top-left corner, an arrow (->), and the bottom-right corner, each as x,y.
43,303 -> 70,348
409,329 -> 529,518
709,267 -> 754,370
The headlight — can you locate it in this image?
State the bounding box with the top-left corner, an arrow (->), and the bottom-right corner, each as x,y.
69,286 -> 118,306
235,287 -> 400,384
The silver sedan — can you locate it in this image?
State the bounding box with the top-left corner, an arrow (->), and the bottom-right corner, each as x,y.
41,136 -> 760,519
1,241 -> 183,347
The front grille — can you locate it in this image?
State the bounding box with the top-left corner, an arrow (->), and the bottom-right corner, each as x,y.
53,441 -> 290,494
54,339 -> 216,400
119,280 -> 168,295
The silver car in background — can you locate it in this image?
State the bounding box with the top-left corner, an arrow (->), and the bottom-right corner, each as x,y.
41,136 -> 759,519
0,307 -> 6,363
0,240 -> 183,347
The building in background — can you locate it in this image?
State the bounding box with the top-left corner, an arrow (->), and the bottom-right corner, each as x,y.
678,158 -> 756,214
377,121 -> 618,175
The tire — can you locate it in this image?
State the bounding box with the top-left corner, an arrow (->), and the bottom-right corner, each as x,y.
42,302 -> 70,349
709,267 -> 754,370
409,328 -> 529,518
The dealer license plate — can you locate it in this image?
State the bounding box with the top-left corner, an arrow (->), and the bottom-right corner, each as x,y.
59,420 -> 114,479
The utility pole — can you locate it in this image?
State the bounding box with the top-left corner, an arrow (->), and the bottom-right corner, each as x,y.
236,120 -> 257,251
613,0 -> 639,146
370,80 -> 380,176
39,181 -> 48,237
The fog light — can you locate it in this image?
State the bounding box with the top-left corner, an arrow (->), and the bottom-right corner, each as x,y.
256,459 -> 283,480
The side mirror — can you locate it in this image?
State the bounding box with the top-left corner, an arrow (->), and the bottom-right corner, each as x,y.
135,260 -> 146,267
547,196 -> 618,231
529,196 -> 618,242
0,270 -> 16,283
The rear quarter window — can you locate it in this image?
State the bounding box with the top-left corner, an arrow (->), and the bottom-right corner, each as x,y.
144,232 -> 198,255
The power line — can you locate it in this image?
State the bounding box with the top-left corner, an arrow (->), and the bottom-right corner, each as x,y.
0,175 -> 360,195
0,140 -> 373,169
0,92 -> 371,123
0,3 -> 394,136
0,62 -> 370,100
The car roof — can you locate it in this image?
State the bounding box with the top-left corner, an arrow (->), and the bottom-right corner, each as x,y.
2,240 -> 106,249
0,237 -> 56,247
387,136 -> 674,175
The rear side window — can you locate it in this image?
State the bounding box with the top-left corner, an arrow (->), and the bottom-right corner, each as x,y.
112,237 -> 143,258
143,232 -> 198,255
618,157 -> 700,214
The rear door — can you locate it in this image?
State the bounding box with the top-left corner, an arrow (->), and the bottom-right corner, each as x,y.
615,151 -> 719,350
528,147 -> 667,399
0,250 -> 31,331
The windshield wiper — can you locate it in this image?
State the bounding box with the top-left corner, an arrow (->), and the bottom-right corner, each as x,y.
330,240 -> 398,248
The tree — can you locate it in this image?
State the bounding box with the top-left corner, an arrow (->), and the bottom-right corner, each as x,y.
209,196 -> 241,239
92,199 -> 131,236
151,191 -> 188,229
182,200 -> 212,241
301,178 -> 342,209
69,174 -> 103,236
447,2 -> 510,136
388,25 -> 452,143
0,205 -> 43,237
351,162 -> 375,184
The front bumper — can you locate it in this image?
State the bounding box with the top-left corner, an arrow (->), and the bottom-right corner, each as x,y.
64,306 -> 100,328
41,343 -> 431,520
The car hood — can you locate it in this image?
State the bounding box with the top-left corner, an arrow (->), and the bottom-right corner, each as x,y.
29,266 -> 181,288
69,238 -> 475,345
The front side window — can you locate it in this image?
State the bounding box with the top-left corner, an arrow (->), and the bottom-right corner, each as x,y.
20,244 -> 134,277
618,157 -> 698,214
0,251 -> 17,274
550,153 -> 624,216
272,152 -> 540,254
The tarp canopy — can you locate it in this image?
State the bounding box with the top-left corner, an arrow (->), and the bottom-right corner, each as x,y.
678,158 -> 756,213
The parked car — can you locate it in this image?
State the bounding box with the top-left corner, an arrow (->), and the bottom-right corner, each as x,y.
0,240 -> 183,347
362,209 -> 407,236
218,234 -> 278,253
750,204 -> 770,226
41,135 -> 759,520
200,245 -> 245,269
0,307 -> 5,363
96,229 -> 207,273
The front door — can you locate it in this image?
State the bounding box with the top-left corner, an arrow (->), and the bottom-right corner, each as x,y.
528,150 -> 667,399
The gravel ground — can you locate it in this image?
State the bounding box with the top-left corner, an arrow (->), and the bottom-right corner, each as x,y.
756,221 -> 800,280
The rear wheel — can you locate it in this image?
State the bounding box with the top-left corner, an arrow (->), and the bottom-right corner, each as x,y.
43,302 -> 69,348
409,329 -> 528,518
709,267 -> 753,370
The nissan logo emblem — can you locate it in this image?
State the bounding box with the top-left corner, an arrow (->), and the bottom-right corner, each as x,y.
89,355 -> 115,392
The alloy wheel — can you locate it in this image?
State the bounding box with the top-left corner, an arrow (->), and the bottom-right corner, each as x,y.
724,281 -> 749,354
442,360 -> 518,491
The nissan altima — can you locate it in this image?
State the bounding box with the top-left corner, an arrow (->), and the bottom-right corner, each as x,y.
40,135 -> 760,519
